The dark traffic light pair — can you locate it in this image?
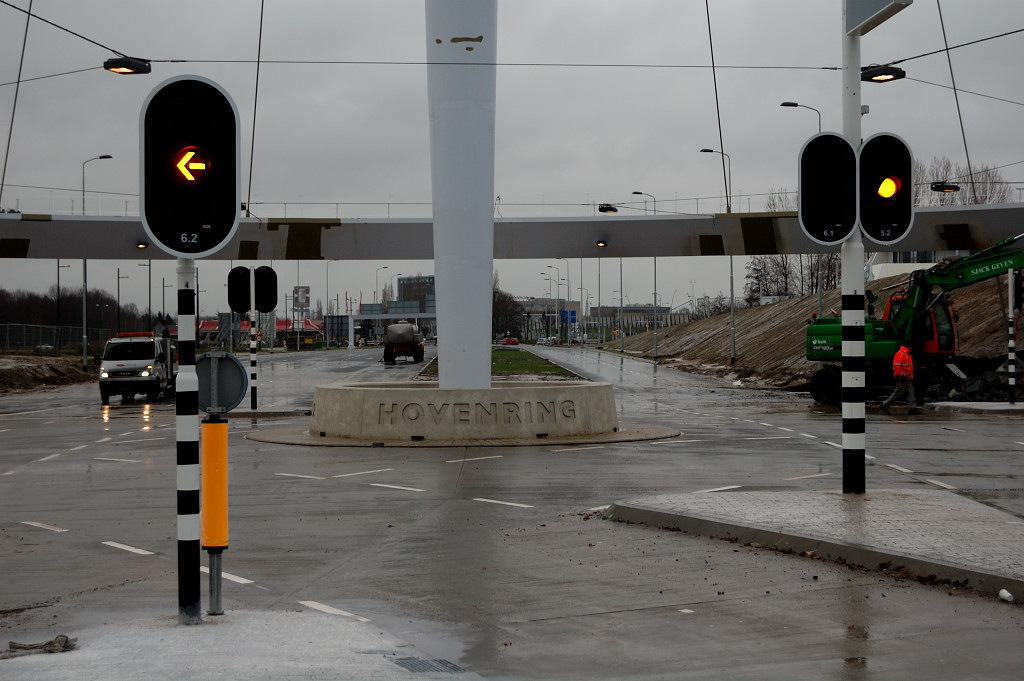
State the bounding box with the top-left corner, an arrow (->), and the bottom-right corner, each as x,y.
799,132 -> 913,246
228,266 -> 278,314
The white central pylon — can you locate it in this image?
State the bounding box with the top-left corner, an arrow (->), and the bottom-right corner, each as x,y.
425,0 -> 497,389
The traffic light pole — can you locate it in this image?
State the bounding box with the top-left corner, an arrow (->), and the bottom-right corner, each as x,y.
175,257 -> 202,624
841,2 -> 866,494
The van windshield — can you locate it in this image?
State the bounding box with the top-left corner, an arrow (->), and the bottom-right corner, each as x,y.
103,342 -> 155,361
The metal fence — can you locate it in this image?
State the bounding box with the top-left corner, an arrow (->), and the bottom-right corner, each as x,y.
0,324 -> 111,354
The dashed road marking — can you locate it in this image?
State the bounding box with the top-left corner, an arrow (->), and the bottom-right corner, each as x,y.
94,457 -> 139,463
552,445 -> 604,452
102,541 -> 154,555
800,433 -> 818,439
36,453 -> 61,462
299,600 -> 372,622
928,479 -> 957,490
679,609 -> 695,614
200,566 -> 254,584
942,427 -> 965,432
777,427 -> 794,432
116,437 -> 168,445
694,485 -> 742,494
473,497 -> 534,508
67,444 -> 88,451
446,455 -> 503,463
21,521 -> 69,533
96,437 -> 111,443
886,464 -> 914,474
275,473 -> 326,480
744,436 -> 791,441
784,472 -> 832,480
824,441 -> 842,449
332,468 -> 394,477
651,439 -> 704,445
370,483 -> 425,492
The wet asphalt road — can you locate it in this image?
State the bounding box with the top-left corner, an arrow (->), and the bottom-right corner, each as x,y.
2,346 -> 1022,679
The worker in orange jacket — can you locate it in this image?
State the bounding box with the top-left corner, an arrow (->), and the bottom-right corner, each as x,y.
881,345 -> 920,415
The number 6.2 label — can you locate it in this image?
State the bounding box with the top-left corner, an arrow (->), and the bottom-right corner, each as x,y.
181,233 -> 198,243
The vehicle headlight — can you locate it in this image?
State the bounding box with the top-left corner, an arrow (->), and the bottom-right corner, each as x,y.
140,370 -> 151,377
100,369 -> 109,378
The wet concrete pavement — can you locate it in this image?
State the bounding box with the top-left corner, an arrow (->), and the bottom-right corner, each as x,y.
2,347 -> 1023,679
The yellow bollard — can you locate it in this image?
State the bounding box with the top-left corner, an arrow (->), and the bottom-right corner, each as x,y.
201,415 -> 229,550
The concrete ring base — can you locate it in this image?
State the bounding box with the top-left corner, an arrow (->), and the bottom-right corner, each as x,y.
308,381 -> 620,443
246,422 -> 680,448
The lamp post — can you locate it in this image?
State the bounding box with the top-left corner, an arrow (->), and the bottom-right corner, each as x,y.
55,260 -> 70,348
633,191 -> 658,360
546,264 -> 562,340
557,257 -> 572,343
138,260 -> 152,331
375,266 -> 388,305
780,101 -> 822,133
387,273 -> 403,312
163,278 -> 173,327
701,148 -> 737,364
116,268 -> 129,333
81,155 -> 112,215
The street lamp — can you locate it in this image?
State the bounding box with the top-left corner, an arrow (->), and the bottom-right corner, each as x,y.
861,64 -> 905,82
780,101 -> 822,133
116,268 -> 129,333
700,149 -> 736,364
387,273 -> 403,311
104,56 -> 151,74
81,155 -> 112,215
375,266 -> 388,305
138,261 -> 152,331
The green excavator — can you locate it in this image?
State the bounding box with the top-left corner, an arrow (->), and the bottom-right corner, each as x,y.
805,232 -> 1024,404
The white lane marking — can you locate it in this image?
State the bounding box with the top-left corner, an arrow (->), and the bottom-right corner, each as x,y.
759,423 -> 774,427
67,444 -> 88,451
94,457 -> 140,463
0,408 -> 57,416
36,453 -> 61,462
102,541 -> 154,555
651,439 -> 704,445
299,601 -> 372,622
275,473 -> 326,480
116,437 -> 168,444
693,485 -> 742,494
370,483 -> 425,492
552,446 -> 604,452
743,436 -> 791,441
332,468 -> 394,478
928,479 -> 957,490
21,521 -> 69,533
473,497 -> 534,508
679,609 -> 695,614
865,454 -> 876,460
446,455 -> 503,463
942,427 -> 965,432
0,428 -> 9,433
800,433 -> 818,439
200,566 -> 254,584
119,431 -> 134,437
777,427 -> 794,432
886,464 -> 914,474
1016,442 -> 1024,447
784,472 -> 832,480
824,441 -> 842,449
96,437 -> 112,443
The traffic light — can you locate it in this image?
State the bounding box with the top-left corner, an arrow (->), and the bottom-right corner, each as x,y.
227,266 -> 278,314
141,76 -> 240,258
798,133 -> 857,245
858,133 -> 913,245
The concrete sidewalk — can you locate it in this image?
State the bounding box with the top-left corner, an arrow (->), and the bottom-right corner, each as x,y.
607,488 -> 1024,599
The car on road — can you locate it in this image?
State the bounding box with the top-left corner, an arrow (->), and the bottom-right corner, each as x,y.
502,337 -> 519,345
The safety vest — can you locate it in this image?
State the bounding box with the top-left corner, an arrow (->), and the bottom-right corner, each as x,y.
893,346 -> 913,380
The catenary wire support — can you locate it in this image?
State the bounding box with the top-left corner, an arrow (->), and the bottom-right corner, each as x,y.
176,257 -> 201,624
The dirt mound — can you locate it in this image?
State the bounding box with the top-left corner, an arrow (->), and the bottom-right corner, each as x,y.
611,272 -> 1017,389
0,355 -> 96,393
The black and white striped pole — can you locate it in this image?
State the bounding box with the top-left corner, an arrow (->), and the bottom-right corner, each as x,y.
249,266 -> 258,410
176,257 -> 202,624
1009,268 -> 1016,405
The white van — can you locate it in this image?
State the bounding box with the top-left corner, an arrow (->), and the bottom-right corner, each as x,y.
98,333 -> 176,405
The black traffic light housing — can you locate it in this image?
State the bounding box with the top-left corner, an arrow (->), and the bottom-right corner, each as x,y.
141,76 -> 240,258
798,133 -> 857,245
859,133 -> 913,245
227,266 -> 278,314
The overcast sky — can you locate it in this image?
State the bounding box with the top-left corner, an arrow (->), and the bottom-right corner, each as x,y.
1,1 -> 1022,318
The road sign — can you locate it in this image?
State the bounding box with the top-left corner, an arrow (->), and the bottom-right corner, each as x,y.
798,133 -> 858,245
196,350 -> 248,414
859,133 -> 914,245
140,75 -> 240,258
846,0 -> 913,37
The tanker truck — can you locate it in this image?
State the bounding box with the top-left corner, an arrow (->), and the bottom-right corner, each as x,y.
381,320 -> 424,364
